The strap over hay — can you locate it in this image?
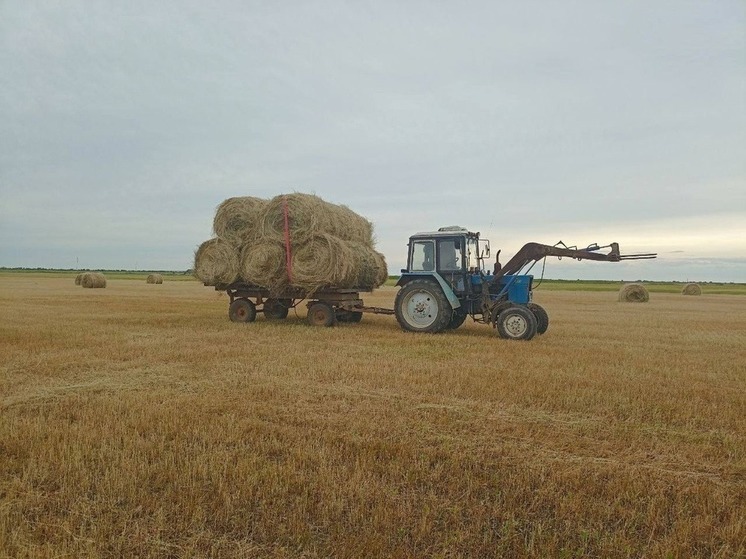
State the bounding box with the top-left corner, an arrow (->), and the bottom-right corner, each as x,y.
283,195 -> 293,284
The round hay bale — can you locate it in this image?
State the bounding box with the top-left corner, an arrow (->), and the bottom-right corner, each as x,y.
240,242 -> 288,292
74,273 -> 84,285
290,233 -> 355,292
146,273 -> 163,284
681,283 -> 702,296
618,283 -> 649,303
348,242 -> 389,288
212,196 -> 267,245
193,238 -> 240,286
81,272 -> 106,289
260,193 -> 374,245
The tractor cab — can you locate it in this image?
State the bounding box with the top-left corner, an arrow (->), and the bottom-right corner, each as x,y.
403,226 -> 490,290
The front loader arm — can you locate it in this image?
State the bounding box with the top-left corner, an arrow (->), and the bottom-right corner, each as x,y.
494,241 -> 656,280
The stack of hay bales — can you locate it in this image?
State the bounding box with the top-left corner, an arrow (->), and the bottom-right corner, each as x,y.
146,273 -> 164,284
80,272 -> 107,289
681,283 -> 702,295
194,193 -> 388,294
618,283 -> 649,303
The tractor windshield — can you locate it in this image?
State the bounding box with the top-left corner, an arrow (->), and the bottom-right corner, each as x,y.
437,239 -> 462,271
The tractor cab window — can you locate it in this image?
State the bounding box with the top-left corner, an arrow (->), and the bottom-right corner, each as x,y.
410,240 -> 435,271
437,239 -> 462,271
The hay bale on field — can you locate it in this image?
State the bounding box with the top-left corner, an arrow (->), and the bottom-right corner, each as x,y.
682,283 -> 702,296
212,196 -> 267,245
81,272 -> 106,289
618,283 -> 649,303
74,273 -> 83,285
193,238 -> 240,286
146,274 -> 163,284
260,193 -> 374,245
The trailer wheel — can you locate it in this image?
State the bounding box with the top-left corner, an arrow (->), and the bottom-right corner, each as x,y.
395,279 -> 451,333
496,305 -> 537,340
264,298 -> 290,319
337,310 -> 363,323
527,303 -> 549,335
307,302 -> 336,327
229,298 -> 256,323
446,310 -> 468,330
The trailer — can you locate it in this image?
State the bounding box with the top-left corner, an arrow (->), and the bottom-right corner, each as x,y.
217,282 -> 394,327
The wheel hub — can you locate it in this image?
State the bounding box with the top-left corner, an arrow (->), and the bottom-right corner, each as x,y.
405,292 -> 435,327
504,315 -> 527,336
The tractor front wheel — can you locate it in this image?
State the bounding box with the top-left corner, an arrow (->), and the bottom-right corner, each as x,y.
496,305 -> 537,340
527,303 -> 549,335
395,279 -> 451,333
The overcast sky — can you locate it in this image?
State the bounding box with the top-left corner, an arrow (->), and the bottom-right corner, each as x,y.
1,1 -> 744,281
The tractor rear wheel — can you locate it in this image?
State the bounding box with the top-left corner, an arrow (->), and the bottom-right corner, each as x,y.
264,298 -> 290,319
307,302 -> 336,327
229,298 -> 257,323
395,279 -> 451,333
527,303 -> 549,335
496,305 -> 537,340
446,310 -> 468,330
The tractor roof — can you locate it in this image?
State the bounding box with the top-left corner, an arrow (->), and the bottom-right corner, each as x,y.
409,226 -> 480,240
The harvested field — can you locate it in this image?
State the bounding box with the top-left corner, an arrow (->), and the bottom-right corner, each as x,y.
1,275 -> 744,558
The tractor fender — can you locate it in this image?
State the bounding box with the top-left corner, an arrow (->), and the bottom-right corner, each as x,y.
396,273 -> 461,310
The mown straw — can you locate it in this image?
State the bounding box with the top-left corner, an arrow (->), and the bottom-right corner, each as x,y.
682,283 -> 702,296
618,283 -> 649,303
81,272 -> 106,289
212,197 -> 267,245
74,273 -> 83,286
146,274 -> 163,284
193,238 -> 240,286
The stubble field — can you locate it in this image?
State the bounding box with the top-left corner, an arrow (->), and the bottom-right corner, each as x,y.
1,275 -> 744,558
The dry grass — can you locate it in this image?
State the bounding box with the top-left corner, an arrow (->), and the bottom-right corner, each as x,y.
1,276 -> 744,558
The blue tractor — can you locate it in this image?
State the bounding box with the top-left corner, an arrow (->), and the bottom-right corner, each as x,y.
394,226 -> 655,340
